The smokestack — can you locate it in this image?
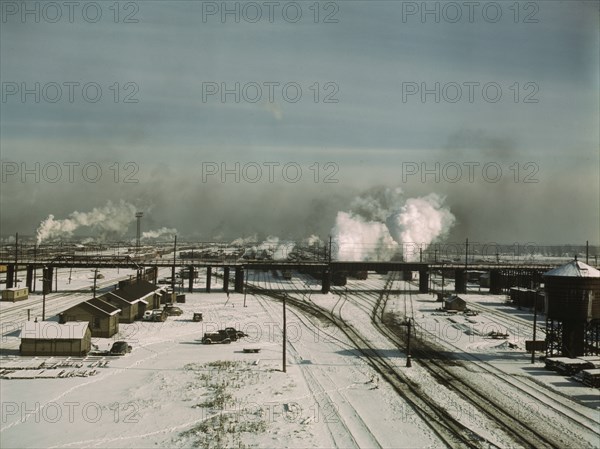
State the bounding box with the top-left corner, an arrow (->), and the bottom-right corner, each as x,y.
136,212 -> 143,252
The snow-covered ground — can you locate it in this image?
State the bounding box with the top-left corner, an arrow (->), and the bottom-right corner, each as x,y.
1,269 -> 599,448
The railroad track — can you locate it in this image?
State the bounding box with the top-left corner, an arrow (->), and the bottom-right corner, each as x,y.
247,273 -> 492,449
383,281 -> 598,449
249,270 -> 380,449
249,270 -> 599,448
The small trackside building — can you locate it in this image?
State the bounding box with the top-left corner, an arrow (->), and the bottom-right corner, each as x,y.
99,292 -> 142,324
59,297 -> 121,338
20,321 -> 92,356
1,287 -> 29,302
444,295 -> 467,312
113,280 -> 167,319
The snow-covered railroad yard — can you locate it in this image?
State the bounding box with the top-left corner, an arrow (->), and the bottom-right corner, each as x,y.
1,270 -> 599,448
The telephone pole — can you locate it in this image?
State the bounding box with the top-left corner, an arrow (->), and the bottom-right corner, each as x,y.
282,294 -> 287,373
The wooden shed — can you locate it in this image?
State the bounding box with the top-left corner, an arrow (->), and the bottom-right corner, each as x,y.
20,322 -> 91,356
444,295 -> 467,312
59,297 -> 121,338
114,280 -> 166,318
2,287 -> 29,302
99,292 -> 142,323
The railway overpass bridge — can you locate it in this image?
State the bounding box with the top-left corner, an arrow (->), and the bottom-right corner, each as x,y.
0,254 -> 564,296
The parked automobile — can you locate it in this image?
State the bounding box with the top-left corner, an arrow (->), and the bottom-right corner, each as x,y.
109,341 -> 132,355
202,332 -> 231,344
222,327 -> 247,341
143,309 -> 166,322
163,305 -> 183,316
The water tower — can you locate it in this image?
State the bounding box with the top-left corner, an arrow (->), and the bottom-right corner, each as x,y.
543,259 -> 600,357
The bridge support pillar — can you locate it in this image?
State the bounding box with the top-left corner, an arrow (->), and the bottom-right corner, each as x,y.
26,265 -> 34,291
321,270 -> 330,294
489,269 -> 502,294
455,269 -> 466,294
153,265 -> 158,285
223,267 -> 230,292
206,267 -> 212,292
234,267 -> 244,293
6,264 -> 15,288
188,265 -> 194,292
43,267 -> 52,294
419,270 -> 429,293
402,270 -> 412,281
47,266 -> 54,292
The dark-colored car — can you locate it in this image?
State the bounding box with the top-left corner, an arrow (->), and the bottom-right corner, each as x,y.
109,341 -> 132,355
163,305 -> 183,316
222,327 -> 247,341
202,332 -> 231,344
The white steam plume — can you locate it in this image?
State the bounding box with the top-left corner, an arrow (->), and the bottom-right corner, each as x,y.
231,235 -> 258,246
142,227 -> 178,240
244,236 -> 296,260
332,212 -> 398,261
331,188 -> 455,262
36,200 -> 137,244
304,234 -> 323,246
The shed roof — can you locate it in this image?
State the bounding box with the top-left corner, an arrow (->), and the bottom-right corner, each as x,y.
114,279 -> 162,303
3,287 -> 28,292
101,291 -> 147,305
445,295 -> 465,303
544,260 -> 600,278
62,297 -> 121,316
87,297 -> 121,315
20,321 -> 89,340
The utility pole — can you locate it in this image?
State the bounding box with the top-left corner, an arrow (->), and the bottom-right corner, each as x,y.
465,238 -> 469,270
42,266 -> 48,321
243,267 -> 249,307
282,294 -> 287,373
171,235 -> 177,298
14,232 -> 18,286
328,236 -> 332,264
441,263 -> 445,297
406,318 -> 412,368
419,247 -> 422,263
93,268 -> 98,299
33,244 -> 37,292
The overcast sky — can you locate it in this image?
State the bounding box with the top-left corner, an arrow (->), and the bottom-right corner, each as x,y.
1,1 -> 599,244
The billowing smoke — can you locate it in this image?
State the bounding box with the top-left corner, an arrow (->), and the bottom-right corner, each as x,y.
231,235 -> 258,246
243,236 -> 296,260
332,212 -> 398,261
36,200 -> 137,244
142,227 -> 178,240
387,194 -> 456,247
332,188 -> 455,261
303,234 -> 323,247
